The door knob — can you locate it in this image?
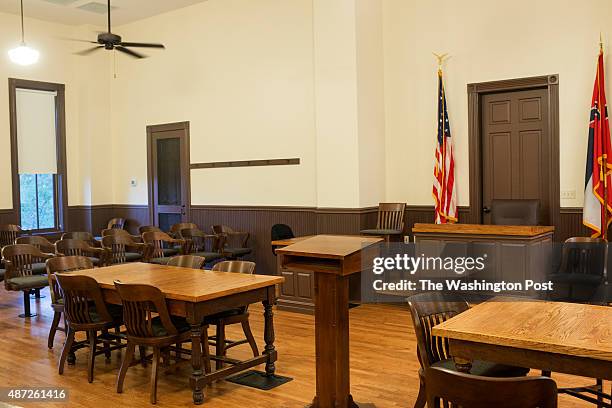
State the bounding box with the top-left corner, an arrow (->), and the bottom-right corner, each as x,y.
483,207 -> 491,213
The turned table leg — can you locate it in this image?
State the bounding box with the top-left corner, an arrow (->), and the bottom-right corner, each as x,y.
263,297 -> 276,376
189,322 -> 205,405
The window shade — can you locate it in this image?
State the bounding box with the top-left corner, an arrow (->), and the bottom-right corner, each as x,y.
16,88 -> 58,174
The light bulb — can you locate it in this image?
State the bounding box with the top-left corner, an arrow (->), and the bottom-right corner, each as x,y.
8,44 -> 39,66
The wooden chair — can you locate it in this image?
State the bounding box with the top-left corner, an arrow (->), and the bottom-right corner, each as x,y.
166,255 -> 206,269
15,236 -> 55,277
55,274 -> 125,383
139,225 -> 163,235
360,202 -> 406,242
107,218 -> 125,230
169,222 -> 198,238
208,260 -> 258,369
425,367 -> 557,408
407,292 -> 530,408
181,228 -> 224,264
55,239 -> 109,267
46,256 -> 94,349
0,224 -> 21,247
2,244 -> 54,317
114,281 -> 209,404
142,231 -> 187,264
211,225 -> 251,259
61,231 -> 101,248
101,235 -> 149,264
101,228 -> 143,242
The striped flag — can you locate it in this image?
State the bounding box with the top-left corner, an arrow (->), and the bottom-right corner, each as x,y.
583,49 -> 612,238
433,68 -> 457,224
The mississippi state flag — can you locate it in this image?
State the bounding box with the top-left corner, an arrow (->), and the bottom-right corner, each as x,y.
583,51 -> 612,237
433,69 -> 457,224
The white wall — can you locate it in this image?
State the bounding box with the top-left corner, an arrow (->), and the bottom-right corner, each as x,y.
110,0 -> 317,206
0,13 -> 110,209
383,0 -> 612,208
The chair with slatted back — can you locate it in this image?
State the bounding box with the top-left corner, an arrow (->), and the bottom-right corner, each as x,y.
169,222 -> 198,238
181,228 -> 224,265
425,367 -> 557,408
46,256 -> 94,349
207,261 -> 258,369
102,235 -> 149,264
15,236 -> 55,277
0,224 -> 21,283
2,244 -> 54,318
407,292 -> 530,408
55,274 -> 125,383
142,231 -> 187,265
107,218 -> 125,230
61,231 -> 102,248
166,255 -> 206,269
211,225 -> 251,259
101,228 -> 143,241
360,203 -> 406,242
56,239 -> 109,267
114,281 -> 209,404
271,224 -> 295,256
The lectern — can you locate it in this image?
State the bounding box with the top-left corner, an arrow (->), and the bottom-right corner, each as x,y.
276,235 -> 382,408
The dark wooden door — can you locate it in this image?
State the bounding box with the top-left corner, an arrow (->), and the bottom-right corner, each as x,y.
481,88 -> 550,224
147,122 -> 190,231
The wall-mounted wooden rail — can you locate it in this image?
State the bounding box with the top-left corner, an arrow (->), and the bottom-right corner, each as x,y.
190,158 -> 300,169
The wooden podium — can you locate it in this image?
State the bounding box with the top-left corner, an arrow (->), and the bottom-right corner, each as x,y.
275,235 -> 382,408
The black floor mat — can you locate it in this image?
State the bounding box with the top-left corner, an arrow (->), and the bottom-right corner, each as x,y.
226,370 -> 293,390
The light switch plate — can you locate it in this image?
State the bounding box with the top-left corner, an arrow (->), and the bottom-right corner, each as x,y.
130,179 -> 137,187
561,190 -> 576,199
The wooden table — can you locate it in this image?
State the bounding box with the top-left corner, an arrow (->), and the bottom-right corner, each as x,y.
433,299 -> 612,401
276,235 -> 382,408
66,262 -> 284,405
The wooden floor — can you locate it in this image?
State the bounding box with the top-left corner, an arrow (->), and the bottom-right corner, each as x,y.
0,288 -> 604,407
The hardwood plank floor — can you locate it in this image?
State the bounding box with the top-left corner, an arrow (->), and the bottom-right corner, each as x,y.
0,288 -> 603,407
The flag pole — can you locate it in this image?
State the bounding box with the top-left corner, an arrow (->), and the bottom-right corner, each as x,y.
601,34 -> 608,240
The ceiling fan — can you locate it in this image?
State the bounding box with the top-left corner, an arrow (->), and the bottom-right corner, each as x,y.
75,0 -> 165,59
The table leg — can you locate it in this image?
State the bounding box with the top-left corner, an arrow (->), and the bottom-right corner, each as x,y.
263,298 -> 276,376
189,322 -> 205,405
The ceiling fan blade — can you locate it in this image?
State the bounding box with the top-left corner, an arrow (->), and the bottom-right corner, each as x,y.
116,46 -> 146,59
75,46 -> 104,56
59,37 -> 99,44
119,42 -> 165,49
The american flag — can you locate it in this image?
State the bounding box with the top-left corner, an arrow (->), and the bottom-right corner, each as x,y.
432,69 -> 457,224
583,49 -> 612,238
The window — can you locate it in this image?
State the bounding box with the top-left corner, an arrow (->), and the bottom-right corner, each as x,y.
9,79 -> 67,232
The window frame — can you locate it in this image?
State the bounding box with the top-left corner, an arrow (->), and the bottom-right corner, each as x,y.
8,78 -> 68,233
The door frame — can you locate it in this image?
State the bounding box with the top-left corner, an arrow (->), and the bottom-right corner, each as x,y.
146,121 -> 191,226
467,74 -> 560,229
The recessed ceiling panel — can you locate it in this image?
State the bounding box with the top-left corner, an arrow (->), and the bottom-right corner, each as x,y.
41,0 -> 79,5
77,2 -> 116,15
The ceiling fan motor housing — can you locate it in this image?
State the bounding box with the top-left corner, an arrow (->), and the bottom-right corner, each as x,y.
98,32 -> 122,48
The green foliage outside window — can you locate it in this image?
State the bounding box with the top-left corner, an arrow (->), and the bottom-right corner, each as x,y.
19,174 -> 56,231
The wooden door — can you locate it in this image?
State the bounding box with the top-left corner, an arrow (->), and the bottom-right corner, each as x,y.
481,89 -> 550,224
146,122 -> 190,230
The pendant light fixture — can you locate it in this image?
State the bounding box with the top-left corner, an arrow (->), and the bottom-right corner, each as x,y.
8,0 -> 39,66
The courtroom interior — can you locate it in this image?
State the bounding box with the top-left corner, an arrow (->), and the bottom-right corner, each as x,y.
0,0 -> 610,407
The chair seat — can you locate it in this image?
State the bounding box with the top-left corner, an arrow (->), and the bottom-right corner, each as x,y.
0,269 -> 5,281
151,315 -> 191,337
6,275 -> 49,290
192,252 -> 223,262
360,228 -> 402,235
224,248 -> 251,257
88,257 -> 101,266
149,257 -> 168,265
124,252 -> 142,262
549,273 -> 603,285
432,359 -> 530,377
162,248 -> 180,257
203,308 -> 244,324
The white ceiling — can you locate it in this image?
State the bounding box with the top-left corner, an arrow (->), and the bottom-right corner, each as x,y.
0,0 -> 209,26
